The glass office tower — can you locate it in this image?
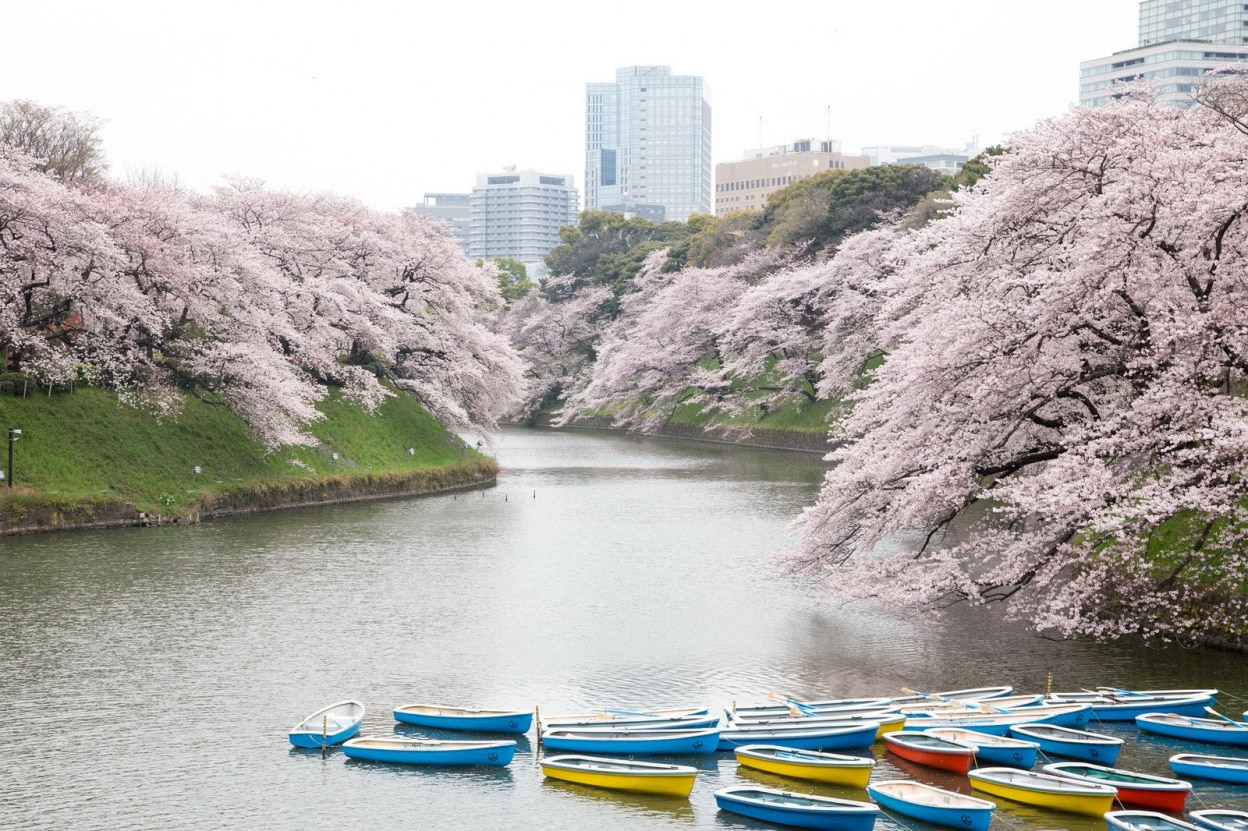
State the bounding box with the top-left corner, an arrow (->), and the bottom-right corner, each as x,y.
1081,0 -> 1248,107
585,65 -> 712,223
1140,0 -> 1248,46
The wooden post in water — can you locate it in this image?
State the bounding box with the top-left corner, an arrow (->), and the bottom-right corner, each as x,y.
321,714 -> 328,759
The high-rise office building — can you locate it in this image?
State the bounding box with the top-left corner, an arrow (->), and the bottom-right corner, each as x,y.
585,65 -> 712,223
1081,1 -> 1248,107
467,168 -> 579,279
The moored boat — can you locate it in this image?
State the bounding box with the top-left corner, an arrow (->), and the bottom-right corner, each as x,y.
734,745 -> 875,787
1190,809 -> 1248,831
905,702 -> 1091,733
539,711 -> 721,730
922,727 -> 1039,769
967,766 -> 1117,816
539,754 -> 697,797
730,697 -> 894,719
1008,723 -> 1123,764
717,721 -> 879,752
883,731 -> 976,774
1136,712 -> 1248,746
866,779 -> 996,831
1045,689 -> 1217,721
540,725 -> 719,755
900,693 -> 1043,715
1168,753 -> 1248,784
288,699 -> 365,748
1105,810 -> 1203,831
729,711 -> 906,740
341,736 -> 515,766
1042,761 -> 1191,812
538,705 -> 708,729
892,686 -> 1014,706
392,703 -> 533,734
714,785 -> 880,831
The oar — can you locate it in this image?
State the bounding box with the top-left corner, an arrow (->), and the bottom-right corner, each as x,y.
1205,707 -> 1245,726
602,708 -> 663,718
900,687 -> 951,703
768,692 -> 817,717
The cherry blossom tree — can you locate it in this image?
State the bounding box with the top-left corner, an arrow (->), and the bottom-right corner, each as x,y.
1,153 -> 523,448
557,249 -> 785,430
498,273 -> 614,420
788,82 -> 1248,641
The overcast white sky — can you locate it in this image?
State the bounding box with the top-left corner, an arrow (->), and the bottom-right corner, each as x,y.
4,0 -> 1139,212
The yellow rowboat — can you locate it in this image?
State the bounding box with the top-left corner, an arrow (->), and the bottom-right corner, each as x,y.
734,744 -> 875,787
540,754 -> 698,797
968,767 -> 1117,817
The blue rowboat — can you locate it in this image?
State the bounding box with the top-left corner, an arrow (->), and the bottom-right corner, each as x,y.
341,736 -> 515,766
731,698 -> 894,719
1136,713 -> 1248,746
1008,723 -> 1122,764
1169,753 -> 1248,783
1105,811 -> 1203,831
717,721 -> 880,752
1045,689 -> 1217,721
393,703 -> 533,734
715,785 -> 879,831
539,726 -> 719,755
893,686 -> 1014,706
540,712 -> 721,730
922,727 -> 1039,768
288,699 -> 365,748
867,779 -> 995,831
1190,810 -> 1248,831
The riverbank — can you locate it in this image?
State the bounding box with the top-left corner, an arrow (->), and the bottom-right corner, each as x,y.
0,383 -> 495,536
527,393 -> 840,454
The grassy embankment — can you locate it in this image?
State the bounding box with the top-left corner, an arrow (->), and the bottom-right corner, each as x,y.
0,383 -> 494,532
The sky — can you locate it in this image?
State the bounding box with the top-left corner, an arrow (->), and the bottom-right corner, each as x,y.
3,0 -> 1140,213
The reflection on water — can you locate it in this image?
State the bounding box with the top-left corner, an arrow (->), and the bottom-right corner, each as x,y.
1,426 -> 1246,830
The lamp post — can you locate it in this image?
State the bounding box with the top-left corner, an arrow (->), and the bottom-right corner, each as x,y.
7,428 -> 21,488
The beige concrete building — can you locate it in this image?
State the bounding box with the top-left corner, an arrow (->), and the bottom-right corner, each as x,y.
715,139 -> 869,216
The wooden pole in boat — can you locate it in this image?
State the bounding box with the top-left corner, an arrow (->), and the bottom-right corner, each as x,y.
322,715 -> 328,760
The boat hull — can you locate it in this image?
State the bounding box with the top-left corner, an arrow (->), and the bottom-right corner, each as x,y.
540,727 -> 719,755
1008,724 -> 1122,765
715,786 -> 879,831
540,755 -> 697,797
717,723 -> 878,752
734,745 -> 875,787
967,768 -> 1116,817
866,781 -> 994,831
342,737 -> 516,766
1137,714 -> 1248,746
1169,753 -> 1248,784
883,733 -> 974,774
393,705 -> 533,734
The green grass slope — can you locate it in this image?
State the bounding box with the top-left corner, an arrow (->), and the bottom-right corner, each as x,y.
0,384 -> 493,518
